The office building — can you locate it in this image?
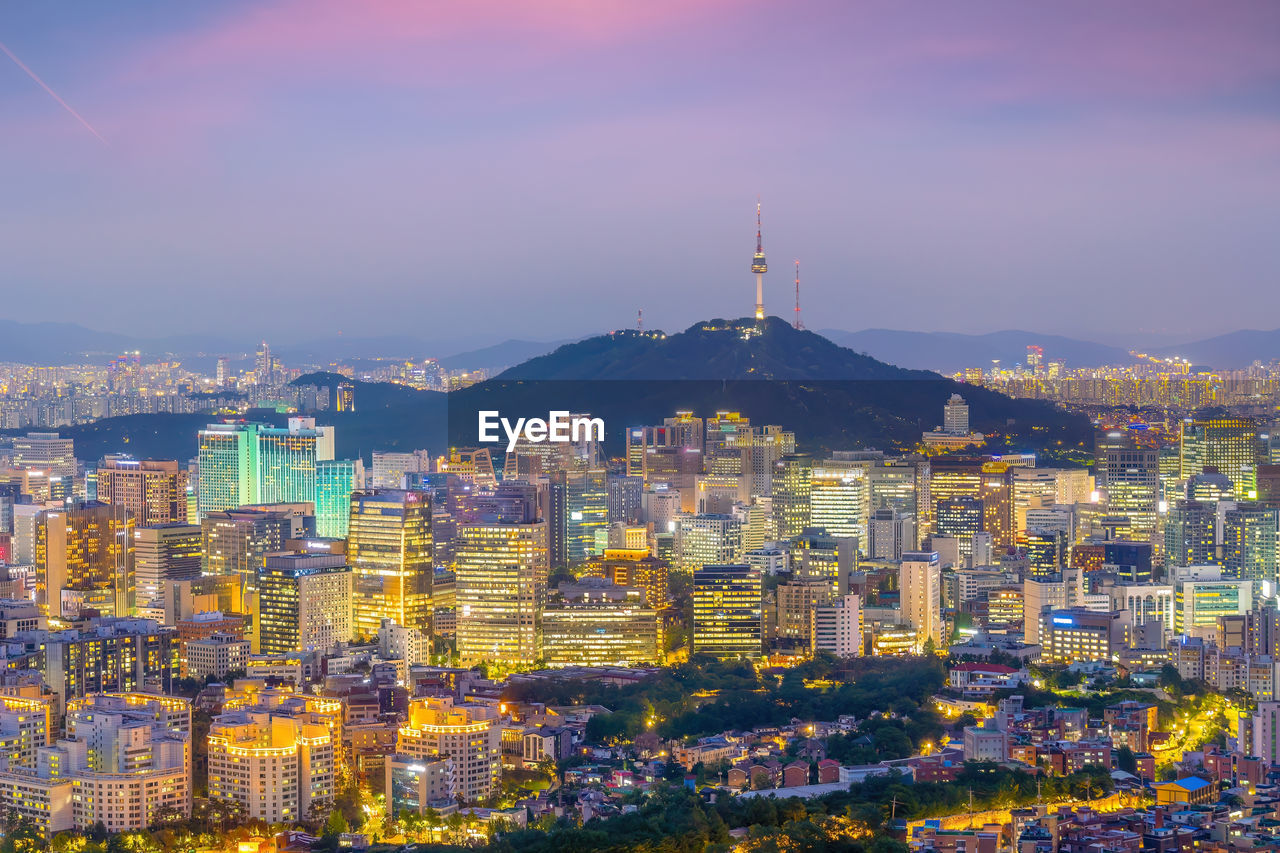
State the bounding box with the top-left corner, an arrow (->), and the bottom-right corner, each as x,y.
185,633 -> 251,680
38,500 -> 134,619
42,619 -> 179,703
809,462 -> 868,541
813,593 -> 863,657
12,433 -> 75,479
385,754 -> 454,817
692,564 -> 762,659
868,509 -> 915,561
1097,442 -> 1160,548
315,458 -> 364,539
455,515 -> 548,669
1039,608 -> 1124,664
1182,417 -> 1259,501
347,490 -> 433,638
578,549 -> 669,610
900,551 -> 942,652
398,696 -> 500,803
196,423 -> 261,518
1223,503 -> 1279,587
1173,567 -> 1252,636
1165,500 -> 1218,568
97,458 -> 188,525
258,552 -> 353,655
675,513 -> 743,572
201,507 -> 296,593
771,454 -> 813,540
542,580 -> 659,667
257,417 -> 335,505
133,523 -> 201,609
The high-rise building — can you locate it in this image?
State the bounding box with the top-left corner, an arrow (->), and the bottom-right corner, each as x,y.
196,423 -> 261,518
675,513 -> 743,572
347,490 -> 433,639
133,523 -> 202,607
542,580 -> 659,667
579,549 -> 670,610
371,450 -> 430,490
97,458 -> 188,525
728,425 -> 796,499
208,707 -> 334,823
398,696 -> 500,803
809,462 -> 868,541
455,511 -> 548,669
315,458 -> 364,539
258,552 -> 353,655
943,394 -> 970,435
1223,503 -> 1280,587
791,529 -> 857,597
771,455 -> 813,540
42,619 -> 179,703
1172,566 -> 1252,635
201,508 -> 296,593
935,496 -> 984,561
1097,442 -> 1160,548
257,417 -> 335,505
1039,608 -> 1123,665
813,593 -> 863,657
38,501 -> 135,619
556,466 -> 608,565
1164,500 -> 1218,568
12,433 -> 75,479
693,564 -> 762,659
1182,417 -> 1259,501
900,551 -> 942,652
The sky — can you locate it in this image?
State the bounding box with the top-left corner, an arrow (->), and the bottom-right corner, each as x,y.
1,0 -> 1278,348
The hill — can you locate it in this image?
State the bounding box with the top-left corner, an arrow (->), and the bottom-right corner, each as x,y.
817,328 -> 1134,372
1149,329 -> 1280,368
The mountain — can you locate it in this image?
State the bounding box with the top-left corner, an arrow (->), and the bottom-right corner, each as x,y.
473,317 -> 1089,455
1149,329 -> 1280,368
0,319 -> 139,363
24,317 -> 1091,462
817,328 -> 1135,372
439,338 -> 574,372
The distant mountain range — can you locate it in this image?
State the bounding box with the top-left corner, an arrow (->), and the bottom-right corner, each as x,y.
40,317 -> 1090,462
3,316 -> 1276,372
816,328 -> 1136,373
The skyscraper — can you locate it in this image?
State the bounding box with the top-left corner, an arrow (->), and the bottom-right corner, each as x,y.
347,490 -> 433,639
1096,441 -> 1160,548
315,459 -> 364,539
257,417 -> 335,505
675,513 -> 743,572
12,432 -> 75,479
196,423 -> 260,518
258,552 -> 353,656
900,551 -> 942,652
693,564 -> 762,659
134,523 -> 202,608
38,501 -> 135,619
771,454 -> 813,540
1223,503 -> 1279,587
97,458 -> 189,525
200,507 -> 296,593
1182,417 -> 1259,501
943,394 -> 970,435
1164,499 -> 1218,568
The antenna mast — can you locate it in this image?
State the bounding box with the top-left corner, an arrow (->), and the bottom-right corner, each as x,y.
793,259 -> 804,330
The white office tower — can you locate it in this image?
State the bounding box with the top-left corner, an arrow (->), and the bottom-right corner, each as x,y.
943,395 -> 970,435
814,593 -> 863,657
900,551 -> 942,652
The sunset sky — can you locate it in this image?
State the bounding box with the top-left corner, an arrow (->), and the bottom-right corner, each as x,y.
2,1 -> 1278,346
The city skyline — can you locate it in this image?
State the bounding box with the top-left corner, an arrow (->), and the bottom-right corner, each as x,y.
1,1 -> 1277,341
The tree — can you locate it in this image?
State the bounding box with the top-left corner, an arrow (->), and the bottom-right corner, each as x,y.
323,809 -> 350,837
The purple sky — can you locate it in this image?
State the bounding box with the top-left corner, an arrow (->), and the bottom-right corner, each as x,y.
1,1 -> 1278,346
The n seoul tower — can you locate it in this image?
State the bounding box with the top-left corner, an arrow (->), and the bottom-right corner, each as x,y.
751,200 -> 767,320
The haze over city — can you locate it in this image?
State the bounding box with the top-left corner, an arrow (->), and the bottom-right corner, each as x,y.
2,0 -> 1278,342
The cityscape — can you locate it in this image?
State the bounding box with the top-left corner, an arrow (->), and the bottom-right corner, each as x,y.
2,3 -> 1280,853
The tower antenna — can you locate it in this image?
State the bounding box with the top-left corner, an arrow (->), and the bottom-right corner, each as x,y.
637,308 -> 643,332
793,259 -> 804,330
751,198 -> 767,321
